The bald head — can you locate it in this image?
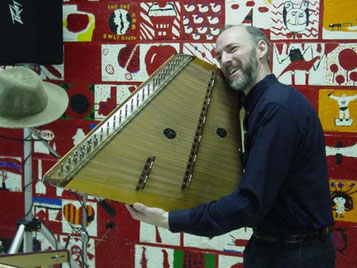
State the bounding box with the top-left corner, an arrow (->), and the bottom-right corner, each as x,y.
215,25 -> 271,94
217,25 -> 271,65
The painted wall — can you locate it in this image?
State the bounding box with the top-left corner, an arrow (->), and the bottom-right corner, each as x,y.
0,0 -> 356,267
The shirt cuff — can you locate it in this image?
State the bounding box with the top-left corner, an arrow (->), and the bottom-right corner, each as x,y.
168,209 -> 192,233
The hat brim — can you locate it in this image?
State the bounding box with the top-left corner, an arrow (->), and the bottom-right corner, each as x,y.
0,82 -> 69,129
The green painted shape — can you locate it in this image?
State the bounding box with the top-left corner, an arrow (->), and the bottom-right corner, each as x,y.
204,253 -> 216,268
173,249 -> 184,268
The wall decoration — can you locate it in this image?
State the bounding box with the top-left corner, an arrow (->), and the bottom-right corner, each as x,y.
0,1 -> 356,267
102,44 -> 143,82
218,255 -> 244,268
30,120 -> 94,158
270,0 -> 319,39
182,1 -> 224,41
331,226 -> 348,255
39,64 -> 64,81
325,135 -> 357,180
63,4 -> 96,42
35,232 -> 96,268
143,44 -> 178,75
139,222 -> 180,246
0,156 -> 22,192
323,44 -> 357,86
135,245 -> 217,268
32,129 -> 56,155
319,90 -> 357,132
103,2 -> 138,41
330,179 -> 357,222
62,199 -> 98,237
182,43 -> 217,65
184,228 -> 252,253
94,84 -> 134,120
225,0 -> 270,29
273,42 -> 325,85
62,83 -> 95,120
135,245 -> 173,267
140,2 -> 181,40
60,235 -> 96,268
177,250 -> 216,268
34,159 -> 46,194
32,196 -> 62,226
64,43 -> 102,83
322,0 -> 357,39
102,43 -> 179,82
330,222 -> 357,265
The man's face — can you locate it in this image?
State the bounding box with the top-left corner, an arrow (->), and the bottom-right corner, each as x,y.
215,27 -> 259,92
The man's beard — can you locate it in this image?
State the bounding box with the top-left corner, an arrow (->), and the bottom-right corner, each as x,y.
229,50 -> 259,92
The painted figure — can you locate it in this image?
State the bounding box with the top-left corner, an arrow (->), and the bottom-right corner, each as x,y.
283,1 -> 309,33
329,93 -> 357,126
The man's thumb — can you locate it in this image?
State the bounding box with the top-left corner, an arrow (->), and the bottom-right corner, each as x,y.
133,202 -> 146,212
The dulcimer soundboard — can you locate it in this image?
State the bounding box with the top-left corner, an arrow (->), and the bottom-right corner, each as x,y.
43,54 -> 243,210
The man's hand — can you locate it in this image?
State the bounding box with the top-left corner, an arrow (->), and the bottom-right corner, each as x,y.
125,202 -> 169,229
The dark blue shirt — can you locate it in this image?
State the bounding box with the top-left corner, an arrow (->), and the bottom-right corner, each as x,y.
169,74 -> 334,236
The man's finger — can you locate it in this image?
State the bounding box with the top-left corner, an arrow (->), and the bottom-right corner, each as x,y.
132,202 -> 146,212
125,204 -> 141,218
125,202 -> 169,229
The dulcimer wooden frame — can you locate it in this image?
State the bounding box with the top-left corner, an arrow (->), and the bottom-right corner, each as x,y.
43,54 -> 243,211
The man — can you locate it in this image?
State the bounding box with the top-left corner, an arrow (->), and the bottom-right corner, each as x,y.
126,25 -> 336,267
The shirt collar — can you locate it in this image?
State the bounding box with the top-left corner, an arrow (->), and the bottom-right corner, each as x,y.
244,74 -> 277,114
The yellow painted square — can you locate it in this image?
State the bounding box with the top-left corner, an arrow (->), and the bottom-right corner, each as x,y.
319,89 -> 357,132
330,179 -> 357,223
323,0 -> 357,32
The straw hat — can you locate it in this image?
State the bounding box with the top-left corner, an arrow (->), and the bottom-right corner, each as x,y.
0,67 -> 69,128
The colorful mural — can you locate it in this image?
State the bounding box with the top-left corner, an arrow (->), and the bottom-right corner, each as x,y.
0,0 -> 356,267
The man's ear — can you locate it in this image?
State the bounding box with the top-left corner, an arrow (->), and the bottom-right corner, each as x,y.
256,40 -> 268,61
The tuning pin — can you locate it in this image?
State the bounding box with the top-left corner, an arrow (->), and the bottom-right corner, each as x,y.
136,94 -> 139,106
93,134 -> 97,147
86,141 -> 91,153
79,146 -> 83,158
142,89 -> 145,101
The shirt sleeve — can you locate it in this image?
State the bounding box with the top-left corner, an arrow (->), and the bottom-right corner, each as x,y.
168,103 -> 299,237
